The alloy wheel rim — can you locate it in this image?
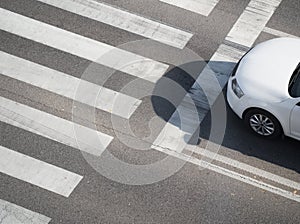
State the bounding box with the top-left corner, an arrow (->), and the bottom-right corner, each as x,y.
249,114 -> 275,136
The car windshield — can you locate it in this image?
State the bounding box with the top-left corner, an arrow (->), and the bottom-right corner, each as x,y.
289,63 -> 300,97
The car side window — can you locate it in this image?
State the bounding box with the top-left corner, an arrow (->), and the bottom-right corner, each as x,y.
289,63 -> 300,98
290,73 -> 300,97
292,84 -> 300,97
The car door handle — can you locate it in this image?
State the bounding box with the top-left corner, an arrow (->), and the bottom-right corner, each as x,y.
296,102 -> 300,106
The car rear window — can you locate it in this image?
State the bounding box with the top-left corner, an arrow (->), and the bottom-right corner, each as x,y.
289,63 -> 300,97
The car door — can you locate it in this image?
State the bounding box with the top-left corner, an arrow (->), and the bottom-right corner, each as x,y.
290,101 -> 300,138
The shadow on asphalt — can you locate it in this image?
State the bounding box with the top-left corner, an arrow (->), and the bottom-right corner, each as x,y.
200,88 -> 300,174
151,60 -> 300,174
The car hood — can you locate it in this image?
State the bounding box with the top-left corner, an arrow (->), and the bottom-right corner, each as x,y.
236,38 -> 300,102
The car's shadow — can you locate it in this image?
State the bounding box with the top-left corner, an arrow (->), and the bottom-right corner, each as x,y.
151,60 -> 300,174
200,93 -> 300,174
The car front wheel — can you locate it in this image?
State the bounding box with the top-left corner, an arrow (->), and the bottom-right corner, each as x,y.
244,109 -> 282,139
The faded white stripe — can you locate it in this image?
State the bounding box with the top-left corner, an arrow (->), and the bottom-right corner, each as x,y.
0,199 -> 51,224
0,51 -> 141,119
159,0 -> 219,16
151,54 -> 233,155
0,146 -> 83,197
0,8 -> 168,83
0,96 -> 113,156
226,0 -> 283,47
152,94 -> 200,153
36,0 -> 193,49
186,145 -> 300,191
155,146 -> 300,203
263,27 -> 299,39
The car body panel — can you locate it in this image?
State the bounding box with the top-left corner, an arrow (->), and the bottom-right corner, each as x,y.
236,38 -> 300,102
226,38 -> 300,141
290,102 -> 300,139
227,78 -> 292,136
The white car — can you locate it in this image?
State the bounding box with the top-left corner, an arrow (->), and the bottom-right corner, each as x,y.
227,37 -> 300,140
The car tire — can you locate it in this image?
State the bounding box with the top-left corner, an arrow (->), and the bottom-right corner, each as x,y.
244,109 -> 282,139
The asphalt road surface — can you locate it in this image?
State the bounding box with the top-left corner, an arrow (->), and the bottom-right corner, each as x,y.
0,0 -> 300,223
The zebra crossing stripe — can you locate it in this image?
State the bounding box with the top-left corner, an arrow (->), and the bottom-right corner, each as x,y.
152,94 -> 200,152
0,199 -> 51,224
0,51 -> 142,119
0,8 -> 169,83
0,146 -> 83,197
159,0 -> 220,16
225,0 -> 283,48
36,0 -> 193,49
0,96 -> 113,156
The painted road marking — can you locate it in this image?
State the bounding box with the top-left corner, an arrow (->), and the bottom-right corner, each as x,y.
185,145 -> 300,191
155,146 -> 300,203
0,51 -> 141,119
226,0 -> 282,48
0,146 -> 83,197
152,94 -> 200,153
0,8 -> 169,83
0,96 -> 113,156
36,0 -> 193,49
0,199 -> 51,224
159,0 -> 220,16
263,27 -> 299,39
151,51 -> 234,157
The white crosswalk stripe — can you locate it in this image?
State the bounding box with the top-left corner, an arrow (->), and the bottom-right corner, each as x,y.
159,0 -> 220,16
0,51 -> 141,119
0,96 -> 113,156
225,0 -> 282,48
36,0 -> 193,49
152,94 -> 200,153
0,199 -> 51,224
0,8 -> 169,83
0,145 -> 83,197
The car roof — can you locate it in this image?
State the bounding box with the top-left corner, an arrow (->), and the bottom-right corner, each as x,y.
236,37 -> 300,102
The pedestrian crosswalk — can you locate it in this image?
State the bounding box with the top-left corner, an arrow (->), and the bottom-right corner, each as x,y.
0,0 -> 295,221
0,51 -> 141,119
0,0 -> 198,219
0,8 -> 169,83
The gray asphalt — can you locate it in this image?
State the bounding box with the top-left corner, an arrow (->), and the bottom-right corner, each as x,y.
0,0 -> 300,223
